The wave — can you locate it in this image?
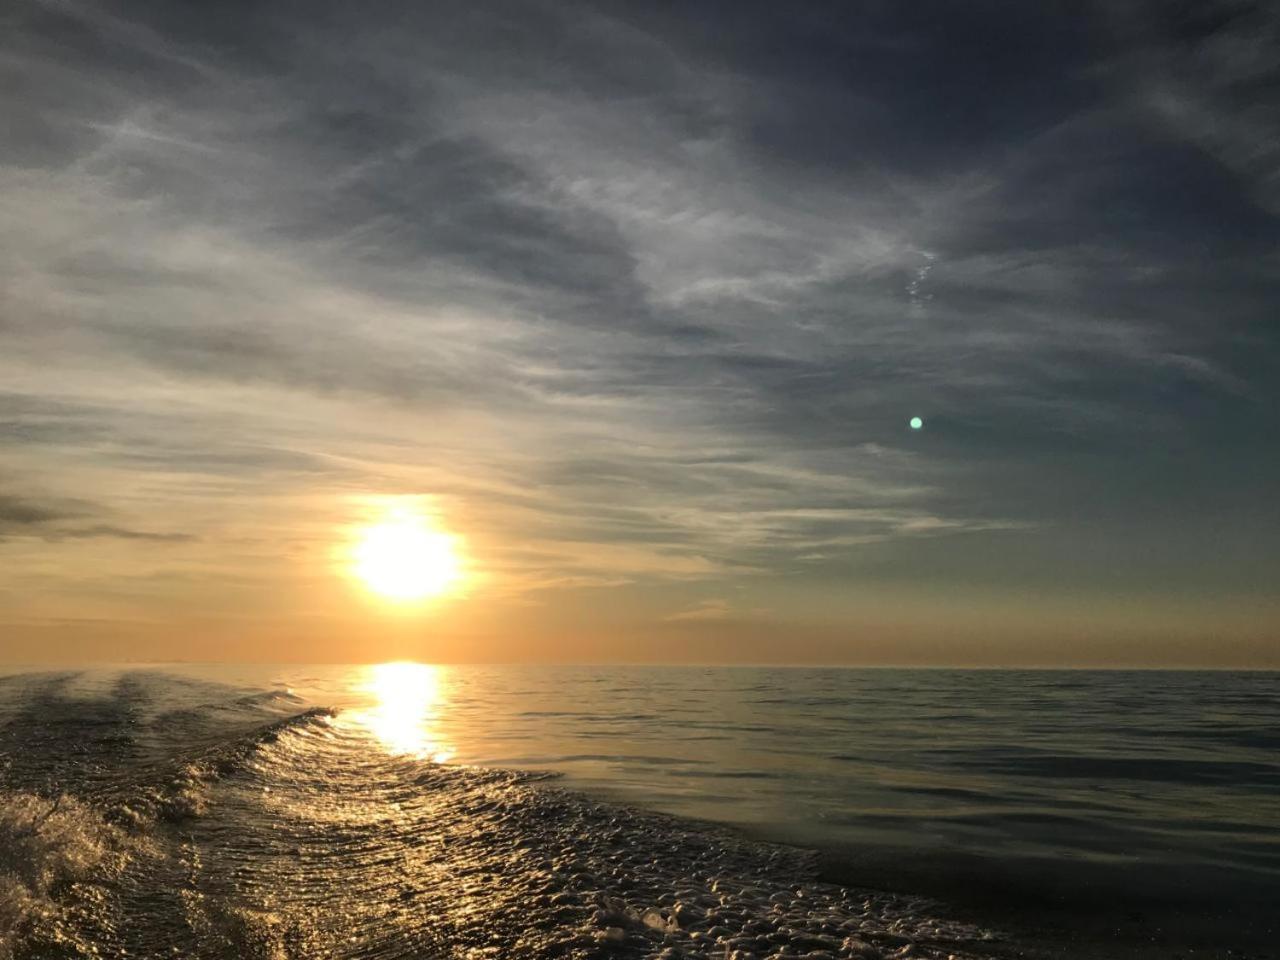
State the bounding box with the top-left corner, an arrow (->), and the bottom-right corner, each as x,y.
0,672 -> 998,959
0,791 -> 140,960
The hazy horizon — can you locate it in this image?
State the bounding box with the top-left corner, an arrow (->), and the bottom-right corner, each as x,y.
3,1 -> 1277,667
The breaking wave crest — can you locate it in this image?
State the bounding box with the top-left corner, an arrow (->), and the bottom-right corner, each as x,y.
0,791 -> 137,959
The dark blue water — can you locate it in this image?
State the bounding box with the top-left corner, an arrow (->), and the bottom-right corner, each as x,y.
2,664 -> 1277,958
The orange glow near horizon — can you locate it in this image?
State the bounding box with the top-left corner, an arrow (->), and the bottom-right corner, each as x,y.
348,500 -> 464,603
354,661 -> 453,762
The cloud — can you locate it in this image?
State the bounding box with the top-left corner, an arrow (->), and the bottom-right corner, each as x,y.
0,0 -> 1276,645
53,525 -> 196,543
0,494 -> 192,544
1109,0 -> 1280,212
664,599 -> 731,622
0,494 -> 75,528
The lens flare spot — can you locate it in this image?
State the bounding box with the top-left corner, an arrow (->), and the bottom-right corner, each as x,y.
909,416 -> 924,430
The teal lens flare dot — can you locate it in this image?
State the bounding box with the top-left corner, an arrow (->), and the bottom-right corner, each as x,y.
909,417 -> 923,430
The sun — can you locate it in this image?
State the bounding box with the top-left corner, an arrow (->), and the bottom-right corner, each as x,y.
350,506 -> 462,602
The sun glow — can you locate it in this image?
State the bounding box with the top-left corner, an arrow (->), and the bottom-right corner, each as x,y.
350,504 -> 462,602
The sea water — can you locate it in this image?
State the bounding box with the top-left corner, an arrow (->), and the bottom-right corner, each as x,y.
1,664 -> 1276,958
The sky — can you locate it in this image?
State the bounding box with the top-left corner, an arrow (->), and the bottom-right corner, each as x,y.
2,0 -> 1278,666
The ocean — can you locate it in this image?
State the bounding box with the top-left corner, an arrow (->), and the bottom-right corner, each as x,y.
0,664 -> 1276,959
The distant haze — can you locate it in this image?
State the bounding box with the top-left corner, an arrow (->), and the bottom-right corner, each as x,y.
2,1 -> 1277,666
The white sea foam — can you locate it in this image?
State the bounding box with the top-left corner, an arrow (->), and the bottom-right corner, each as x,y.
0,791 -> 141,959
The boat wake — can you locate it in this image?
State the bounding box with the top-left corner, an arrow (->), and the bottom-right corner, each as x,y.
0,671 -> 997,959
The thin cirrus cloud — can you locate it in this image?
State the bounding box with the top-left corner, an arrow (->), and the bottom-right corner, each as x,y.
0,494 -> 192,543
1,0 -> 1277,662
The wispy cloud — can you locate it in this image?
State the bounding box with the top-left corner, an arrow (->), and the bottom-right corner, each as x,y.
1110,0 -> 1280,213
1,0 -> 1276,657
0,494 -> 193,543
664,598 -> 731,622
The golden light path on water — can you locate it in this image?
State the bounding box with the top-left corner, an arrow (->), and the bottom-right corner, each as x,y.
347,661 -> 454,762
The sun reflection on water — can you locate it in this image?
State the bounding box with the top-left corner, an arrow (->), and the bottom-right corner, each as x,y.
352,661 -> 453,762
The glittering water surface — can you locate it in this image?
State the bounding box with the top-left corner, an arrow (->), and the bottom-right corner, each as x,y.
1,665 -> 1277,959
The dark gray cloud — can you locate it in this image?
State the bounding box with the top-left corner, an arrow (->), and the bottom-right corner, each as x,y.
0,494 -> 74,528
0,494 -> 192,543
56,524 -> 195,543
